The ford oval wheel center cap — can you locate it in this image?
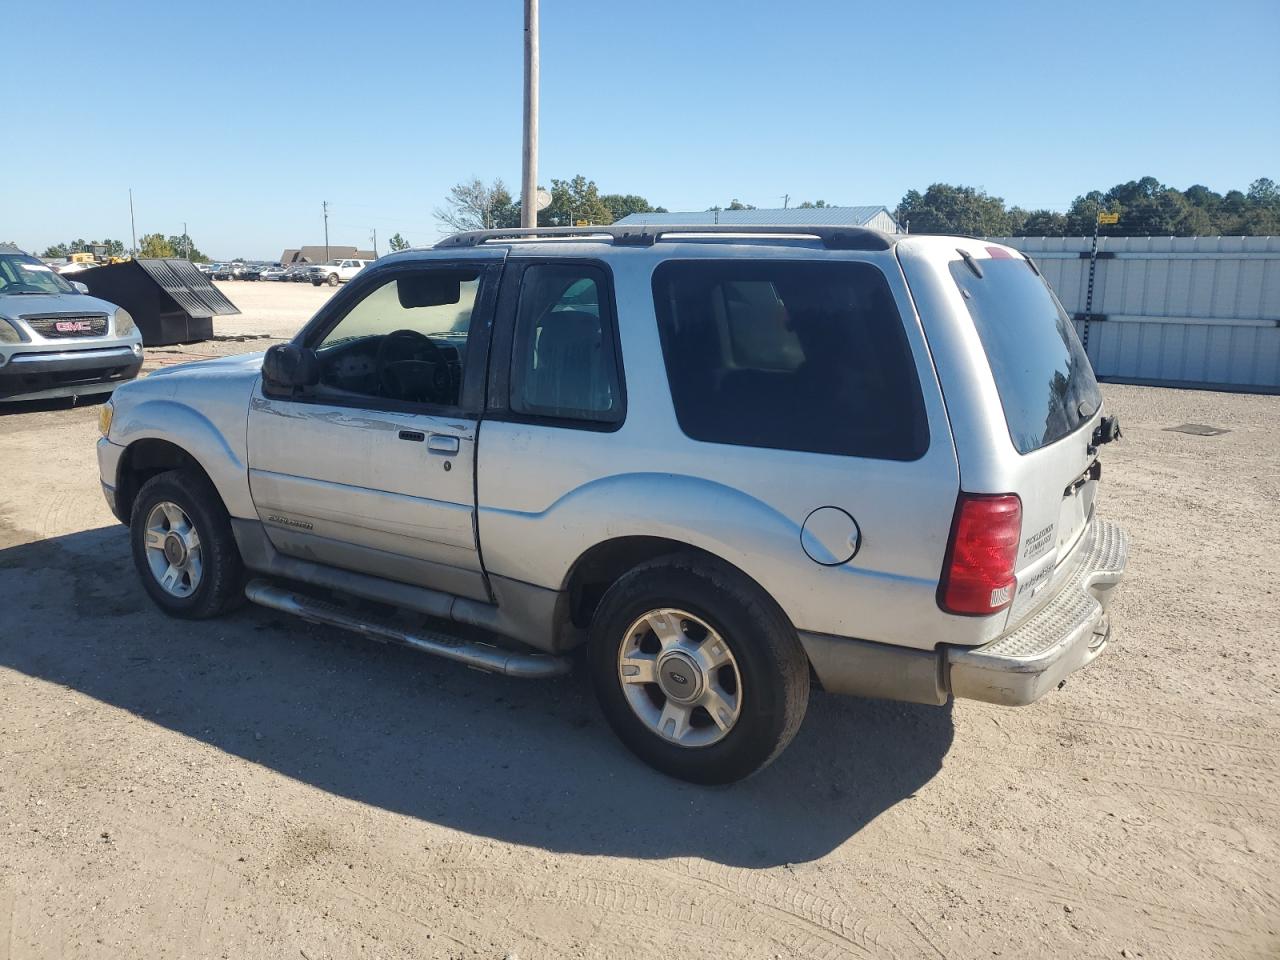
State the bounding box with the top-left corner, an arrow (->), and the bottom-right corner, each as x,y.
656,651 -> 703,703
163,533 -> 188,567
618,608 -> 744,748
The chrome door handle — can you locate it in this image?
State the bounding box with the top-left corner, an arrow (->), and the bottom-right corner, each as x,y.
427,434 -> 460,456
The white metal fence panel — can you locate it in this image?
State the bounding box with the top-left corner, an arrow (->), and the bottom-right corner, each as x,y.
988,236 -> 1280,392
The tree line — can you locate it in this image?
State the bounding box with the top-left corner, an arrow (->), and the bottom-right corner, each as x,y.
40,234 -> 209,261
430,175 -> 839,236
897,177 -> 1280,237
433,175 -> 667,234
433,173 -> 1278,240
30,172 -> 1277,264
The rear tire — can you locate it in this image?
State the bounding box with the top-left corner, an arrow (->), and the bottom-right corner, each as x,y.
130,468 -> 244,619
587,555 -> 809,784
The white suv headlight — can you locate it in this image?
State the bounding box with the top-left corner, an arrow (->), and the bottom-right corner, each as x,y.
115,309 -> 137,337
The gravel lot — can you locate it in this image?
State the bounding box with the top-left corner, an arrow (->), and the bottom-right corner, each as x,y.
1,281 -> 1277,959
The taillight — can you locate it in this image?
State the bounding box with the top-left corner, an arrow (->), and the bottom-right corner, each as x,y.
939,493 -> 1022,616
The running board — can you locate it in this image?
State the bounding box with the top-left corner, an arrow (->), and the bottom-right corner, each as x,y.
244,580 -> 572,679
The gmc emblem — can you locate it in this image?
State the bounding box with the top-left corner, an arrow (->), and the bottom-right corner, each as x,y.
55,320 -> 92,333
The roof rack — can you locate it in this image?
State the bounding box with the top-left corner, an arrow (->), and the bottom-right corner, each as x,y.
433,224 -> 894,252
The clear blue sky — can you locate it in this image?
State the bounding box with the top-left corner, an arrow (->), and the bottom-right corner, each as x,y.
5,0 -> 1276,259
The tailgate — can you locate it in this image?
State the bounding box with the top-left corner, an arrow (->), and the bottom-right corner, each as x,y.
941,245 -> 1106,630
1004,428 -> 1101,628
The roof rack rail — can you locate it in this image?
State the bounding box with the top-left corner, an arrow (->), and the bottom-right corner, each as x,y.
433,224 -> 893,252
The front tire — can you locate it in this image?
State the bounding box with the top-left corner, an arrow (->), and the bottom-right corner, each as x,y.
130,468 -> 244,619
327,273 -> 339,287
588,555 -> 809,784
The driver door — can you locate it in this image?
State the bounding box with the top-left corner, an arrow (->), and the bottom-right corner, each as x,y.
246,258 -> 502,602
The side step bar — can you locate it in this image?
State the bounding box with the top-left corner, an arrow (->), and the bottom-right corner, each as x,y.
244,580 -> 573,679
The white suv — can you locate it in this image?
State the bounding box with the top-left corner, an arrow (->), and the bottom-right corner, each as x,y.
97,225 -> 1127,783
0,246 -> 144,402
308,258 -> 372,287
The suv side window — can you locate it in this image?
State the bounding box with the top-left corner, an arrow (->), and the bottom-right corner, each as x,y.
652,259 -> 928,460
302,267 -> 482,409
509,263 -> 623,425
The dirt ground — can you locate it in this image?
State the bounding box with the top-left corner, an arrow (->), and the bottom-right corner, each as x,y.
1,281 -> 1277,959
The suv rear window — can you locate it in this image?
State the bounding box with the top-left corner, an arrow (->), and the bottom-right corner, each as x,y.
949,257 -> 1102,454
652,260 -> 928,460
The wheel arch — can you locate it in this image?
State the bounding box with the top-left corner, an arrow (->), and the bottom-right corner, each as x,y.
108,394 -> 254,520
115,438 -> 222,523
559,535 -> 790,635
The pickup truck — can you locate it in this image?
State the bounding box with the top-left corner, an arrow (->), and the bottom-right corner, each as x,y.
96,225 -> 1127,783
308,258 -> 373,286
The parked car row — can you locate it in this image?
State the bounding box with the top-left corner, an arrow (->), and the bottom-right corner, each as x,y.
200,262 -> 285,281
199,260 -> 375,285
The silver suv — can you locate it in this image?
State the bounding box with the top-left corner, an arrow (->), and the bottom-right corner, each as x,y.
0,247 -> 143,402
96,225 -> 1127,783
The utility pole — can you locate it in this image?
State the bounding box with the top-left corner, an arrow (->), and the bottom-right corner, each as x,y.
521,0 -> 539,228
371,228 -> 377,258
182,221 -> 189,260
323,201 -> 330,262
128,188 -> 137,256
781,194 -> 790,209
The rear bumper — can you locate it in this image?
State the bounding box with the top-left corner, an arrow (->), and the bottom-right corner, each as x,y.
947,518 -> 1127,705
799,518 -> 1128,707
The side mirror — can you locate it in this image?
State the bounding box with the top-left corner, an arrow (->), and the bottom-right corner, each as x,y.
71,281 -> 90,294
262,343 -> 320,389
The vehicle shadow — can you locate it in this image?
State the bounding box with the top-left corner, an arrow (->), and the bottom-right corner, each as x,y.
0,525 -> 955,868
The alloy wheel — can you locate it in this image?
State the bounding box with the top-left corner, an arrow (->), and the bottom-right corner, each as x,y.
143,501 -> 203,598
617,608 -> 743,747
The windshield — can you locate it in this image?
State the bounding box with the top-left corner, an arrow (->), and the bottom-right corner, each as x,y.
950,256 -> 1102,454
0,254 -> 75,296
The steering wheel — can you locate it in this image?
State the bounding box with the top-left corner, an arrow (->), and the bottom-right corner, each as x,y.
374,328 -> 451,402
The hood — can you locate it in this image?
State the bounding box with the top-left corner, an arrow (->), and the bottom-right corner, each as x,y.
0,290 -> 122,320
146,349 -> 267,379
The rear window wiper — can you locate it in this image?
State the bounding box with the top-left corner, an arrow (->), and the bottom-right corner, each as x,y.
957,249 -> 984,278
